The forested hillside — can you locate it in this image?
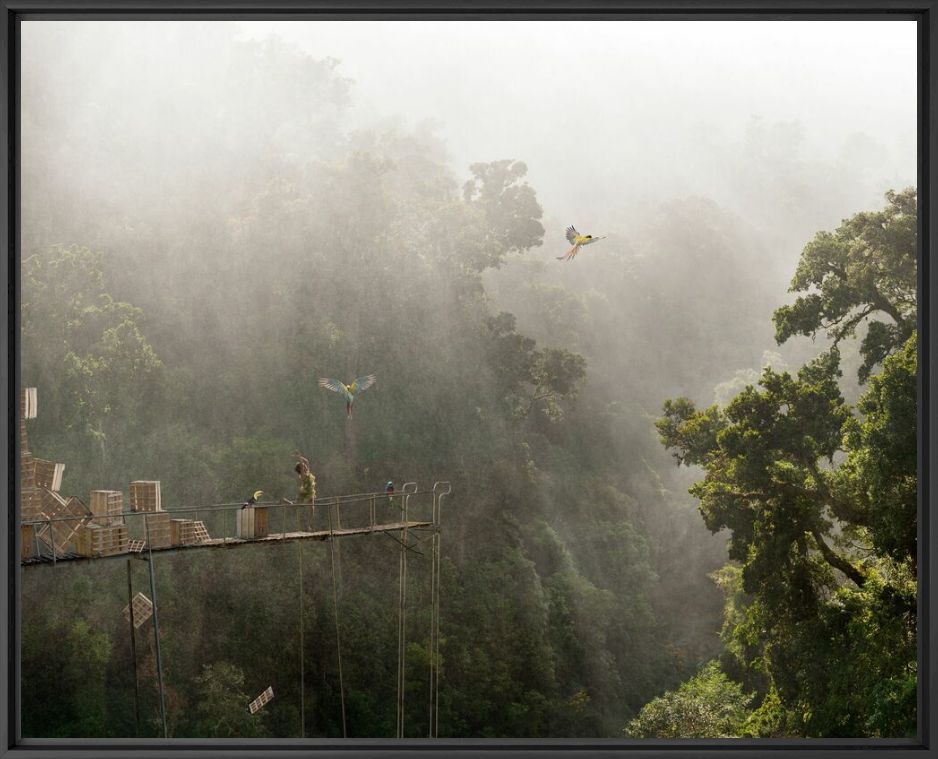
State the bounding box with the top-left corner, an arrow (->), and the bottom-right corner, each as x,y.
19,25 -> 915,738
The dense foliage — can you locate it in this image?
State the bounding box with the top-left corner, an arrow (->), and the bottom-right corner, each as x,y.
655,191 -> 917,737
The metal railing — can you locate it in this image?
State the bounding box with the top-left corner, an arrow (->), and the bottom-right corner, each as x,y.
21,483 -> 449,565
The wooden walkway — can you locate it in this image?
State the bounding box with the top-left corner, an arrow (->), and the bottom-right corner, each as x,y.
21,520 -> 433,567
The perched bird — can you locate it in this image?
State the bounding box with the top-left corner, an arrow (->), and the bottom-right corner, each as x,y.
386,481 -> 395,496
242,489 -> 263,510
557,225 -> 606,261
319,374 -> 377,418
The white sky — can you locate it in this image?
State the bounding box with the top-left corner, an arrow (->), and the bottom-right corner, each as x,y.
235,20 -> 917,220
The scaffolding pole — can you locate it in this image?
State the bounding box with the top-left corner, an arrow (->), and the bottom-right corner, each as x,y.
126,560 -> 141,736
144,518 -> 169,739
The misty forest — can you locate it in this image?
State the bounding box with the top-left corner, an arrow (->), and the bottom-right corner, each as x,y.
19,22 -> 917,739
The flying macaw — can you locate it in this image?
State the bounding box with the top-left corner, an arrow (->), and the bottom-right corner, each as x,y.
557,225 -> 606,261
242,489 -> 263,510
319,374 -> 377,418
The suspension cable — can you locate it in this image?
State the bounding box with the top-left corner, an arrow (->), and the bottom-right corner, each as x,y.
328,501 -> 348,738
297,508 -> 306,738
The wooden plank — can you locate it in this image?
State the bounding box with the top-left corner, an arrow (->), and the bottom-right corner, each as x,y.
23,387 -> 37,419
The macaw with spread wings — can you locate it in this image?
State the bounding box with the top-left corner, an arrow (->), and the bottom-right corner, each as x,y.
557,225 -> 606,261
319,374 -> 377,418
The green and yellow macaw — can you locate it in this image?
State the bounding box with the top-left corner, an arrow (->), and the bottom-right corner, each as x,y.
319,374 -> 377,418
557,225 -> 606,261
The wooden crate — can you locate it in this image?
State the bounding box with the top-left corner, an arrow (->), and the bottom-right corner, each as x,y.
237,507 -> 269,539
127,539 -> 145,553
74,523 -> 128,557
129,481 -> 162,512
21,452 -> 35,488
21,524 -> 36,561
121,592 -> 154,629
90,490 -> 124,526
170,518 -> 210,546
31,458 -> 65,492
143,512 -> 171,548
171,518 -> 191,545
21,487 -> 43,520
24,488 -> 90,557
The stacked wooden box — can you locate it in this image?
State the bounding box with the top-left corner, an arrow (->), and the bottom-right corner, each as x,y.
170,518 -> 210,546
237,507 -> 269,540
129,481 -> 162,512
127,480 -> 170,549
74,523 -> 130,557
40,490 -> 91,551
143,513 -> 171,549
90,490 -> 124,527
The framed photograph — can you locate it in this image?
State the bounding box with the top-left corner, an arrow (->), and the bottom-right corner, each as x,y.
2,2 -> 935,758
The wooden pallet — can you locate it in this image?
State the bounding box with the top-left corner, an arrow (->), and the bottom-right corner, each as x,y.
171,519 -> 211,546
129,480 -> 161,512
74,523 -> 129,557
90,490 -> 124,527
248,686 -> 274,714
121,592 -> 153,628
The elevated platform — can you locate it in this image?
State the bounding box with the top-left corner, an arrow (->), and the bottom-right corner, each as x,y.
21,519 -> 432,567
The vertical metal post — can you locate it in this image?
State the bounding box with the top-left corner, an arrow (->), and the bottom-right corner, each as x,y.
48,518 -> 55,566
428,489 -> 437,738
144,518 -> 169,738
333,499 -> 344,595
126,559 -> 141,735
397,482 -> 417,738
327,502 -> 347,738
432,482 -> 450,738
298,539 -> 305,738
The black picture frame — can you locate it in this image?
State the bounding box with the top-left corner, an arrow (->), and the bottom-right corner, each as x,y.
2,2 -> 935,757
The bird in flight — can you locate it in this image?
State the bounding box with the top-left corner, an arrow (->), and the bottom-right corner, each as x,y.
319,374 -> 378,418
557,225 -> 606,261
